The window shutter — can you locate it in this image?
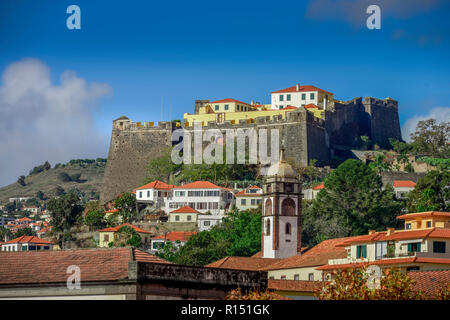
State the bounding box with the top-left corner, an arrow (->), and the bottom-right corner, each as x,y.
408,243 -> 412,252
357,246 -> 361,258
362,245 -> 367,258
417,243 -> 421,252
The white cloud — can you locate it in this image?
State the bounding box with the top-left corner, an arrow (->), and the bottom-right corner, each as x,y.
0,58 -> 111,187
401,107 -> 450,142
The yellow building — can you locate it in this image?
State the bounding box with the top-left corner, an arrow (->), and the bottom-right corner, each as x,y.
168,206 -> 200,223
98,223 -> 152,248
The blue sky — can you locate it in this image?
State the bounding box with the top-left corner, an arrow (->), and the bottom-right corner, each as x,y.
0,0 -> 449,185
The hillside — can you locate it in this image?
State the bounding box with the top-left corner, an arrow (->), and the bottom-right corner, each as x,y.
0,159 -> 106,203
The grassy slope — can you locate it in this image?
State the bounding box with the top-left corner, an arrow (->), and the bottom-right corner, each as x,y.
0,162 -> 105,203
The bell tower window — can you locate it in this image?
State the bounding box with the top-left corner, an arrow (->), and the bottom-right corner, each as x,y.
265,219 -> 271,236
285,223 -> 291,235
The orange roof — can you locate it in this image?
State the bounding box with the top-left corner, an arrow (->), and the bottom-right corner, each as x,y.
397,211 -> 450,220
99,223 -> 152,234
235,185 -> 263,197
17,217 -> 33,222
36,226 -> 52,234
206,256 -> 281,271
174,181 -> 223,189
304,104 -> 318,109
135,180 -> 176,191
4,236 -> 53,245
210,98 -> 252,106
268,279 -> 319,293
272,84 -> 333,95
393,180 -> 416,188
281,106 -> 297,110
409,270 -> 450,298
105,209 -> 119,213
170,206 -> 201,214
133,249 -> 173,264
312,183 -> 324,190
336,232 -> 387,246
152,231 -> 196,242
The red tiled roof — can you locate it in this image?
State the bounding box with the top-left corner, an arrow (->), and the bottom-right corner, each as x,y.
397,211 -> 450,220
17,217 -> 33,222
206,256 -> 281,271
170,206 -> 201,214
393,180 -> 416,188
268,279 -> 319,293
36,226 -> 52,234
174,181 -> 223,189
0,248 -> 171,285
210,98 -> 252,106
105,209 -> 119,213
235,185 -> 263,197
312,183 -> 324,190
272,84 -> 333,95
336,232 -> 387,246
135,180 -> 176,191
266,237 -> 356,271
98,223 -> 152,234
409,270 -> 450,297
152,231 -> 196,242
304,104 -> 318,109
133,248 -> 173,264
281,106 -> 297,110
4,236 -> 53,245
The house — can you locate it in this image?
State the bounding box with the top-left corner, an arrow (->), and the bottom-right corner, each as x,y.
168,181 -> 234,215
271,84 -> 333,111
1,236 -> 53,252
316,211 -> 450,274
207,98 -> 256,113
8,197 -> 32,203
134,180 -> 176,212
235,185 -> 262,211
392,180 -> 416,199
149,231 -> 196,253
168,206 -> 200,223
197,214 -> 223,232
0,247 -> 266,299
36,225 -> 52,237
302,183 -> 324,200
98,223 -> 153,248
21,206 -> 41,214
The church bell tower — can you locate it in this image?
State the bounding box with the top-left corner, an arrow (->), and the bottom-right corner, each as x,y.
262,149 -> 302,259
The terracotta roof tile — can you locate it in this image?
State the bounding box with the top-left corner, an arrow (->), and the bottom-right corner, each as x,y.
312,183 -> 324,190
133,248 -> 172,264
304,104 -> 318,109
152,231 -> 196,241
210,98 -> 252,106
173,181 -> 223,189
268,279 -> 319,293
170,206 -> 201,214
135,180 -> 176,191
206,256 -> 281,271
393,180 -> 416,188
98,223 -> 152,234
397,211 -> 450,220
272,85 -> 333,95
4,235 -> 53,245
409,270 -> 450,297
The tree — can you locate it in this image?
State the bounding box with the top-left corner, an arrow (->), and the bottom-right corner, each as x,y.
84,209 -> 106,230
112,225 -> 141,248
368,154 -> 392,174
225,287 -> 287,300
0,226 -> 12,242
47,191 -> 84,248
53,186 -> 65,196
17,176 -> 26,186
410,119 -> 449,158
407,170 -> 450,212
155,240 -> 180,262
146,147 -> 181,184
114,192 -> 137,222
71,173 -> 82,182
58,172 -> 72,182
302,159 -> 403,246
36,190 -> 45,200
15,227 -> 35,237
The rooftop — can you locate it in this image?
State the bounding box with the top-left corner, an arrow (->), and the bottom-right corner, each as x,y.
3,235 -> 53,245
173,181 -> 224,190
271,84 -> 333,95
170,206 -> 201,214
99,223 -> 152,234
206,256 -> 281,271
152,231 -> 196,242
393,180 -> 416,188
397,211 -> 450,220
135,180 -> 176,191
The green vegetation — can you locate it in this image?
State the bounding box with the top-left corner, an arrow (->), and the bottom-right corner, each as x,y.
114,192 -> 137,222
29,161 -> 51,176
17,176 -> 26,186
15,227 -> 35,237
156,209 -> 261,266
416,157 -> 450,170
111,225 -> 141,248
302,159 -> 403,246
407,169 -> 449,212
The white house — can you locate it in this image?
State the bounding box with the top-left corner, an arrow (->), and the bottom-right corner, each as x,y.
235,185 -> 263,211
1,235 -> 53,252
302,183 -> 324,200
134,180 -> 176,212
392,180 -> 416,199
168,206 -> 200,223
149,231 -> 196,254
21,206 -> 41,214
271,84 -> 334,110
197,214 -> 224,232
167,181 -> 234,215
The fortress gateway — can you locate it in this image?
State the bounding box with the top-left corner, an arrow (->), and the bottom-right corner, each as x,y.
101,84 -> 401,203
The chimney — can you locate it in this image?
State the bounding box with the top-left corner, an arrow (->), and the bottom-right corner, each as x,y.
387,228 -> 395,236
368,230 -> 376,235
296,83 -> 300,92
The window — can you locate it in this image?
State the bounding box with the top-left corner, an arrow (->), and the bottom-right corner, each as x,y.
187,215 -> 192,221
241,199 -> 246,205
356,245 -> 367,258
175,215 -> 180,221
301,93 -> 306,100
279,95 -> 284,101
269,276 -> 275,280
215,105 -> 219,111
406,223 -> 411,229
224,105 -> 229,110
406,266 -> 420,271
147,191 -> 150,197
433,241 -> 446,253
251,199 -> 256,205
285,183 -> 293,193
426,221 -> 432,228
257,199 -> 261,205
265,219 -> 271,235
139,191 -> 142,198
310,93 -> 315,100
308,273 -> 314,281
287,94 -> 291,101
281,275 -> 286,280
104,234 -> 109,242
407,242 -> 421,253
204,221 -> 210,226
294,274 -> 299,280
285,223 -> 291,235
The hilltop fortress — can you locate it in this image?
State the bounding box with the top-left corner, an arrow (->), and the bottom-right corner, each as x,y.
101,84 -> 401,203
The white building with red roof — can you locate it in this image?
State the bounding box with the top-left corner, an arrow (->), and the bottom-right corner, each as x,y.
1,235 -> 53,252
134,180 -> 176,212
271,84 -> 333,110
98,223 -> 153,248
168,206 -> 201,223
235,185 -> 262,211
149,231 -> 196,253
392,180 -> 416,199
302,182 -> 324,200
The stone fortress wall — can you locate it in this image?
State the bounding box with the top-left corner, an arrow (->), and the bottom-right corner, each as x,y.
101,97 -> 402,203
